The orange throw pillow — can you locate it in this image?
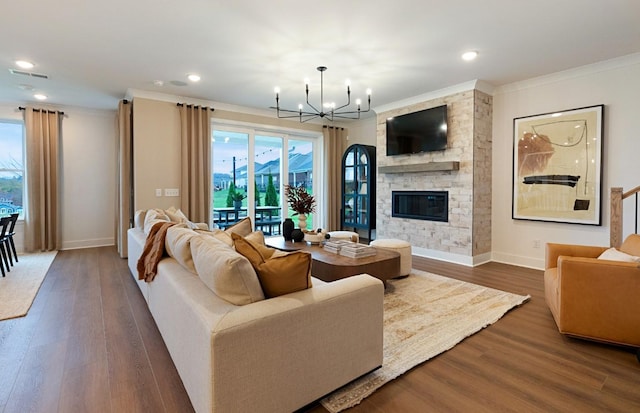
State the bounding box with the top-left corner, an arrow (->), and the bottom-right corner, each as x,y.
231,233 -> 312,298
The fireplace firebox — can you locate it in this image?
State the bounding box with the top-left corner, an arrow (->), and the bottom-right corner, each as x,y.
392,191 -> 448,222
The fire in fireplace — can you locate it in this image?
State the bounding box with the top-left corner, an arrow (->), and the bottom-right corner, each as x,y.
392,191 -> 448,222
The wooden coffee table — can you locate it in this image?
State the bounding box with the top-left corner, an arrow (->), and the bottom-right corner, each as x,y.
265,237 -> 400,285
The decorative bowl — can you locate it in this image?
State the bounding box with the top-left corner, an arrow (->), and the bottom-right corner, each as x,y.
304,231 -> 325,244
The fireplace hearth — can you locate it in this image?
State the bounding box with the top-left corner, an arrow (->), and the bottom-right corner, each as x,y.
392,191 -> 448,222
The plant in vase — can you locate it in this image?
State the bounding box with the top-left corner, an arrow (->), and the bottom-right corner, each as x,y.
231,191 -> 246,209
284,183 -> 316,230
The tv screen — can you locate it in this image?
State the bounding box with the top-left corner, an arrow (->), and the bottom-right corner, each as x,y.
386,105 -> 448,156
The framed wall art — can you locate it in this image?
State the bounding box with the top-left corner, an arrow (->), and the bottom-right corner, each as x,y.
512,104 -> 604,225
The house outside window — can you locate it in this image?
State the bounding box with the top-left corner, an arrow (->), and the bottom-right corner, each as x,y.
0,120 -> 25,219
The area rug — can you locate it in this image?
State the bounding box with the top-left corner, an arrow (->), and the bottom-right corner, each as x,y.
0,251 -> 57,321
320,269 -> 530,412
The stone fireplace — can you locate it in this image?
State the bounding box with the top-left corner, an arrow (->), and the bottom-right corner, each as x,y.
375,88 -> 492,265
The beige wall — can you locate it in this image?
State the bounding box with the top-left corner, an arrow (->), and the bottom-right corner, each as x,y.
132,98 -> 181,211
492,54 -> 640,269
0,104 -> 117,251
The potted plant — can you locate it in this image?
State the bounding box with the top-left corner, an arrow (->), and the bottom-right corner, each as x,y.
231,191 -> 246,209
284,184 -> 316,230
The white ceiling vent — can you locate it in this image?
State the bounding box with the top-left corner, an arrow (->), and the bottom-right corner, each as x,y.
8,68 -> 49,79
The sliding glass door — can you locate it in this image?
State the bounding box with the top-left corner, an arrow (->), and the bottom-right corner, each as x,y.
212,123 -> 319,234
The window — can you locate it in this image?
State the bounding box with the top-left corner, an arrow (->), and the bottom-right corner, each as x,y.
0,120 -> 24,219
211,123 -> 320,231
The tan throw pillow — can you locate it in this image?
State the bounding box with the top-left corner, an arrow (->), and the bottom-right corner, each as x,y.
231,233 -> 312,298
190,235 -> 265,305
165,226 -> 199,273
225,217 -> 253,237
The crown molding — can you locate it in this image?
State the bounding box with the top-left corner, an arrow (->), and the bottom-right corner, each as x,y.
125,88 -> 274,117
494,52 -> 640,95
373,79 -> 495,114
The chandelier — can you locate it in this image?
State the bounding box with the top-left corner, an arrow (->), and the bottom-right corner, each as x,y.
272,66 -> 371,123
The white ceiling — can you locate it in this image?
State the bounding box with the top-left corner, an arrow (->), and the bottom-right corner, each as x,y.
1,1 -> 639,115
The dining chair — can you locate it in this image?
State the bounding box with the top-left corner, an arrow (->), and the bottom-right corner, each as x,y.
0,216 -> 11,276
7,213 -> 18,263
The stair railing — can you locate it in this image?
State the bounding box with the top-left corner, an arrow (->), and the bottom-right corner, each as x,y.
610,185 -> 640,248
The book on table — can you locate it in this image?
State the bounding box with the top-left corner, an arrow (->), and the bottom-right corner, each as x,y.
323,239 -> 353,254
339,243 -> 376,258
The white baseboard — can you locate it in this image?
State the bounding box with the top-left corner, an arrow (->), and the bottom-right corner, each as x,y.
412,246 -> 489,267
490,251 -> 544,271
61,238 -> 115,250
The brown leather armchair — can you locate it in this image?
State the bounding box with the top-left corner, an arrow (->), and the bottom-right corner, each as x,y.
544,234 -> 640,351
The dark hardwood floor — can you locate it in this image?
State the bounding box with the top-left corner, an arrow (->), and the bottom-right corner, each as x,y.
1,247 -> 638,412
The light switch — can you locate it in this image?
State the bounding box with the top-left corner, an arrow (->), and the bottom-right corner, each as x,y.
165,188 -> 180,197
155,188 -> 162,197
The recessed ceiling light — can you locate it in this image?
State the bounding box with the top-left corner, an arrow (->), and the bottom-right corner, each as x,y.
187,74 -> 201,82
461,51 -> 478,61
34,93 -> 47,100
16,60 -> 35,69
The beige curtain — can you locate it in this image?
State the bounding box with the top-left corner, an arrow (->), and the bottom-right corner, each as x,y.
116,100 -> 133,258
23,107 -> 63,252
178,104 -> 213,224
323,126 -> 348,231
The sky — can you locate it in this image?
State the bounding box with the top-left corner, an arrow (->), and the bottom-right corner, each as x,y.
0,121 -> 24,170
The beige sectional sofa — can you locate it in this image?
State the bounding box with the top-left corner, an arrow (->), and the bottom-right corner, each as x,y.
127,209 -> 384,413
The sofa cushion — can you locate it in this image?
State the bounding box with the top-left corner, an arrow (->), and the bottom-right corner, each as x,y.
165,225 -> 199,273
225,217 -> 253,237
165,206 -> 189,223
190,235 -> 265,305
597,247 -> 640,263
232,233 -> 312,298
144,208 -> 171,235
620,234 -> 640,257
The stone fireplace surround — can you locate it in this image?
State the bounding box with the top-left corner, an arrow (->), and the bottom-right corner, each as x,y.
375,88 -> 492,266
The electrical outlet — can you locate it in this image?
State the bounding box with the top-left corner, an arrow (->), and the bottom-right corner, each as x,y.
165,188 -> 180,197
155,188 -> 162,197
533,240 -> 541,249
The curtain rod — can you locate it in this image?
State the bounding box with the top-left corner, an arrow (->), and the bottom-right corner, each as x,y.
323,125 -> 344,130
176,103 -> 215,111
18,106 -> 65,115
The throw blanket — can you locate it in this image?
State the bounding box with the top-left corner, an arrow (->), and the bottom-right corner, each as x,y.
137,221 -> 175,282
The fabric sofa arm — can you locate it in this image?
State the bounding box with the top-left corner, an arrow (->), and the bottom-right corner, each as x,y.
210,274 -> 384,413
545,243 -> 608,270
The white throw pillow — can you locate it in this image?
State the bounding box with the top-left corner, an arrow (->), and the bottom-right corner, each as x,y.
597,247 -> 640,263
143,208 -> 170,235
165,207 -> 189,223
165,226 -> 199,273
190,235 -> 265,305
134,209 -> 147,230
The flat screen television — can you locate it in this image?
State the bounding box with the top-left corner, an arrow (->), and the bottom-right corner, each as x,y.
386,105 -> 448,156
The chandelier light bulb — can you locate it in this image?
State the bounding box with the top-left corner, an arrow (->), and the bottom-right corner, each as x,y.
356,98 -> 362,106
366,88 -> 372,96
274,86 -> 280,94
304,77 -> 310,86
